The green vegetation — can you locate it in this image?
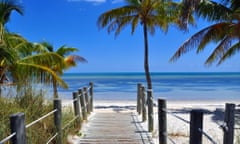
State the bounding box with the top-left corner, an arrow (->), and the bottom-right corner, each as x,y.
97,0 -> 194,91
34,41 -> 87,98
0,0 -> 85,143
0,90 -> 77,143
170,0 -> 240,65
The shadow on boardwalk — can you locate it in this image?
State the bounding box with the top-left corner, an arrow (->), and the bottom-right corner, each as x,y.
76,105 -> 154,144
95,105 -> 136,113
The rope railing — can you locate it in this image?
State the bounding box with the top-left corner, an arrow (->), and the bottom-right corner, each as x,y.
0,82 -> 94,144
158,98 -> 227,144
160,98 -> 236,144
136,83 -> 237,144
62,115 -> 80,131
46,133 -> 58,144
163,109 -> 190,124
165,133 -> 177,144
26,109 -> 57,129
0,132 -> 16,144
198,128 -> 218,144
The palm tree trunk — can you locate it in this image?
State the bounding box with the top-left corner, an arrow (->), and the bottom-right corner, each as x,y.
53,77 -> 58,98
143,23 -> 152,90
0,24 -> 4,44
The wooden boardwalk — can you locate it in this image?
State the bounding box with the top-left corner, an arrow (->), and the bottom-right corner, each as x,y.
77,109 -> 154,144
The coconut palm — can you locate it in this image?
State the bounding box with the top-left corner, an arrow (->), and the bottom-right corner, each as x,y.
0,33 -> 67,96
0,0 -> 23,85
170,0 -> 240,65
35,41 -> 87,98
97,0 -> 190,90
0,0 -> 69,97
0,0 -> 23,43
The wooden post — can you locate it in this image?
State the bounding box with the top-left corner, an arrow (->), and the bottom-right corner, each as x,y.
54,99 -> 62,144
83,87 -> 90,114
141,86 -> 147,122
137,83 -> 142,115
158,98 -> 167,144
89,82 -> 94,112
147,89 -> 154,132
78,89 -> 87,120
72,92 -> 81,128
223,103 -> 236,144
190,109 -> 203,144
10,112 -> 27,144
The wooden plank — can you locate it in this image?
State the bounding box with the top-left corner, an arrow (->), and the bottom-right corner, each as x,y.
77,111 -> 154,144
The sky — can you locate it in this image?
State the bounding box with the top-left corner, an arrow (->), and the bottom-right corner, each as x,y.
6,0 -> 240,73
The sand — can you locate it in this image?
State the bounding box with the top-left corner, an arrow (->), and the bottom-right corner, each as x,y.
64,99 -> 240,144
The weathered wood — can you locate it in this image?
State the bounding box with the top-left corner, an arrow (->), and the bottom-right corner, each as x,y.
78,89 -> 87,120
141,86 -> 146,122
72,92 -> 81,128
10,112 -> 27,144
223,103 -> 235,144
158,98 -> 167,144
137,83 -> 142,115
79,110 -> 154,144
54,99 -> 62,144
83,87 -> 90,114
147,89 -> 154,132
89,82 -> 94,112
190,109 -> 203,144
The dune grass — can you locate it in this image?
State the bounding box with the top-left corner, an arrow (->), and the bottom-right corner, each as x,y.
0,88 -> 76,144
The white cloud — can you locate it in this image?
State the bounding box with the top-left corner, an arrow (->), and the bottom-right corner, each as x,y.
67,0 -> 106,4
111,0 -> 124,4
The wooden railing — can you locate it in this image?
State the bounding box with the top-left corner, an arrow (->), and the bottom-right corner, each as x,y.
0,82 -> 93,144
136,83 -> 238,144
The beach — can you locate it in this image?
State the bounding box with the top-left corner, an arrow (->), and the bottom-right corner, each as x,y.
64,99 -> 240,144
60,72 -> 240,143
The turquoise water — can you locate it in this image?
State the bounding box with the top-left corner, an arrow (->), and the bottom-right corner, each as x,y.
57,72 -> 240,101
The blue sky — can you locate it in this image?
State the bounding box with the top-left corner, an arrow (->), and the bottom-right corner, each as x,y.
6,0 -> 240,72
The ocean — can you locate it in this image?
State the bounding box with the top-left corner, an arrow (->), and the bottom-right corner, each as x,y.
57,72 -> 240,101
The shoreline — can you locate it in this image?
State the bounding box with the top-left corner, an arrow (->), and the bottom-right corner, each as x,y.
62,98 -> 240,107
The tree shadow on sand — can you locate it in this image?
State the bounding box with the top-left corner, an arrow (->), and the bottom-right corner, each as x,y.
95,105 -> 136,113
167,107 -> 225,122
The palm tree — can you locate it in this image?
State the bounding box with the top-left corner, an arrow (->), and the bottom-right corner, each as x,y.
0,0 -> 23,87
97,0 -> 189,91
1,33 -> 67,96
170,0 -> 240,65
35,41 -> 87,98
0,0 -> 23,43
0,0 -> 70,98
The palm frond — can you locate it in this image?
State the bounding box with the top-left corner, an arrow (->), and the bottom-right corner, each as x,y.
39,41 -> 53,52
197,0 -> 232,21
64,55 -> 87,68
197,23 -> 230,53
205,36 -> 232,65
218,42 -> 240,65
170,26 -> 211,62
97,6 -> 138,36
19,52 -> 65,69
32,43 -> 49,53
131,16 -> 139,34
15,62 -> 68,89
56,46 -> 78,57
0,0 -> 23,24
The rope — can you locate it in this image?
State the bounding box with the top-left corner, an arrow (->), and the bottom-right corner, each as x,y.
0,132 -> 16,143
163,109 -> 190,124
62,115 -> 80,131
165,133 -> 177,144
46,133 -> 58,144
26,109 -> 57,128
198,128 -> 218,144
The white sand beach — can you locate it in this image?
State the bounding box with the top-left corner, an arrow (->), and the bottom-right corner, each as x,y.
64,99 -> 240,144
